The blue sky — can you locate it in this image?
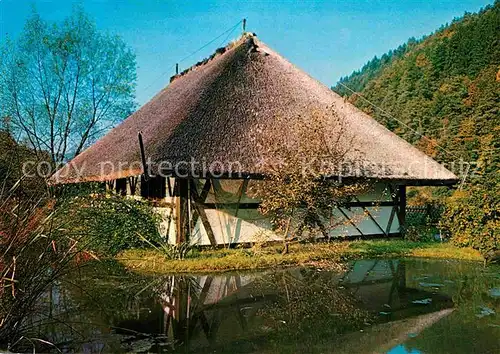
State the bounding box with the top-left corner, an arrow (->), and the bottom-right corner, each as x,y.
0,0 -> 493,105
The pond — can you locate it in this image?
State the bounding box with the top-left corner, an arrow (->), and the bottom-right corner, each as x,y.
24,259 -> 500,353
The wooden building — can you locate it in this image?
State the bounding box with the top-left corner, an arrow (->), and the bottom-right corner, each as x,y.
50,33 -> 458,245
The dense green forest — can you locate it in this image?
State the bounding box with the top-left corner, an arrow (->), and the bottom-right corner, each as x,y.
333,1 -> 499,250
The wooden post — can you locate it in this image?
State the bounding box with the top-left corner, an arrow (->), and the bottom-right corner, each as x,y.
242,18 -> 246,33
189,179 -> 217,246
171,278 -> 189,344
176,178 -> 189,244
398,185 -> 407,230
138,132 -> 149,181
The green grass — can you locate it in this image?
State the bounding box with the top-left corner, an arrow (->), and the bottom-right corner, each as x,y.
116,240 -> 483,274
344,239 -> 482,261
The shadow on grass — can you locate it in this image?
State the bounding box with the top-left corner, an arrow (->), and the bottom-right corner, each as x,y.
347,239 -> 430,255
346,239 -> 482,262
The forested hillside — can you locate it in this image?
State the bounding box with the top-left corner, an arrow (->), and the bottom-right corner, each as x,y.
333,1 -> 499,250
335,1 -> 499,182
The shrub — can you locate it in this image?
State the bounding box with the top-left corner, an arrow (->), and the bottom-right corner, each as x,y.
55,194 -> 162,256
442,186 -> 499,253
404,224 -> 436,242
137,235 -> 193,260
403,204 -> 443,242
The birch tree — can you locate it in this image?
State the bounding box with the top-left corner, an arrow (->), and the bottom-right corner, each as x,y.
0,9 -> 136,167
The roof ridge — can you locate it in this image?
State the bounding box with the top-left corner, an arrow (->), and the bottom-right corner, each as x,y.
169,32 -> 257,84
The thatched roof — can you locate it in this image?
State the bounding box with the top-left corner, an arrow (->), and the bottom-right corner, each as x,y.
50,34 -> 458,185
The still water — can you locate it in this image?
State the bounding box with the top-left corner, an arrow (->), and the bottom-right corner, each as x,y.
30,259 -> 499,353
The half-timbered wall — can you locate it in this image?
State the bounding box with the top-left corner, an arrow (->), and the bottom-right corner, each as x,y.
111,177 -> 405,246
186,180 -> 402,245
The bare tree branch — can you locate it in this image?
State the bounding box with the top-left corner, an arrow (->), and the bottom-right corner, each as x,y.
0,9 -> 136,167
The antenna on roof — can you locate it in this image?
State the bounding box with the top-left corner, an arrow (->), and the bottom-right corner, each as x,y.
242,18 -> 246,33
175,63 -> 179,75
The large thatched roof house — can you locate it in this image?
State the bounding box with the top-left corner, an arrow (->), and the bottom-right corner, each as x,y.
51,33 -> 457,245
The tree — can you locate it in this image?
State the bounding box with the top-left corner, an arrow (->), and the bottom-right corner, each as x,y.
251,109 -> 369,253
443,185 -> 499,253
0,8 -> 136,167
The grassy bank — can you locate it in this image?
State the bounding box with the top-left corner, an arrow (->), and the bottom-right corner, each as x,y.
116,240 -> 483,274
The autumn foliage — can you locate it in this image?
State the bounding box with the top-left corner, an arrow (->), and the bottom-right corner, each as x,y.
251,109 -> 370,251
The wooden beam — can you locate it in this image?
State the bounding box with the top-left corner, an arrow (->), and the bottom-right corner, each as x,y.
398,185 -> 407,229
386,206 -> 397,235
128,176 -> 138,195
192,202 -> 217,246
115,178 -> 127,196
388,184 -> 405,234
201,200 -> 397,210
199,179 -> 212,202
138,132 -> 149,180
189,179 -> 217,246
337,207 -> 365,237
164,179 -> 177,242
397,260 -> 407,289
203,202 -> 260,209
354,196 -> 388,237
234,180 -> 249,218
167,177 -> 173,197
172,279 -> 189,343
176,178 -> 189,244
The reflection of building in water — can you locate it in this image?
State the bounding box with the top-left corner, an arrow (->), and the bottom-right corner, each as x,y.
157,272 -> 275,350
339,260 -> 453,321
118,260 -> 453,352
